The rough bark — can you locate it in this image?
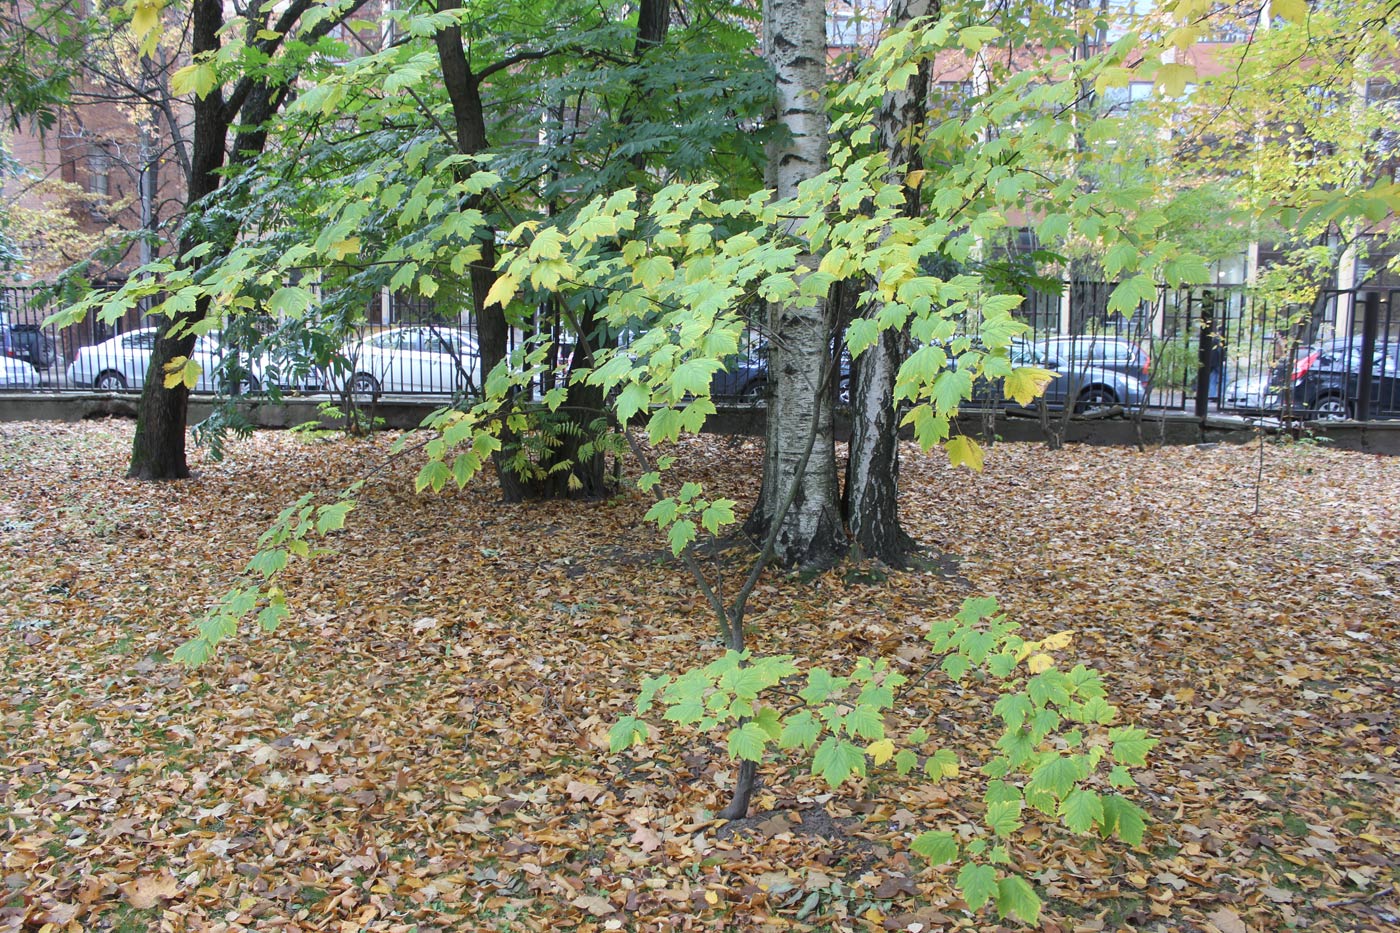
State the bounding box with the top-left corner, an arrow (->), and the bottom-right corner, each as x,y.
842,0 -> 934,565
127,0 -> 225,480
127,0 -> 368,480
748,0 -> 847,569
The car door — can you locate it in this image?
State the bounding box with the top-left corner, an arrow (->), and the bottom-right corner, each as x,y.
362,330 -> 406,392
1379,350 -> 1400,415
436,329 -> 481,393
120,330 -> 157,386
395,328 -> 438,392
418,329 -> 461,393
192,335 -> 221,391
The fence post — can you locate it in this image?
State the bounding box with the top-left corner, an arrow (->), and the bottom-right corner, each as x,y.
1195,290 -> 1215,419
1356,291 -> 1379,423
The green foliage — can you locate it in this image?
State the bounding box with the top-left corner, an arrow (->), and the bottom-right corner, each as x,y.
613,597 -> 1156,926
614,651 -> 905,789
290,401 -> 386,441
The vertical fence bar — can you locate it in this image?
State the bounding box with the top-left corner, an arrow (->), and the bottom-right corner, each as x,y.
1195,290 -> 1214,418
1356,291 -> 1379,423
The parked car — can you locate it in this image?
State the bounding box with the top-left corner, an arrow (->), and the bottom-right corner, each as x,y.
0,354 -> 38,388
68,328 -> 264,393
1289,338 -> 1400,419
1225,337 -> 1400,419
5,324 -> 58,370
1043,335 -> 1151,379
972,339 -> 1147,411
708,340 -> 852,403
337,326 -> 481,401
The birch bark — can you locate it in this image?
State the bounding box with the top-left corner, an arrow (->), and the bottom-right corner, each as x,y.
751,0 -> 848,568
843,0 -> 935,565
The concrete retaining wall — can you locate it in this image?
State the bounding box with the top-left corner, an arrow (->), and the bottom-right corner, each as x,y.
2,392 -> 1397,455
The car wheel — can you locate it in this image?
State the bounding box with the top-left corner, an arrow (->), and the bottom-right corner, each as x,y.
1311,395 -> 1350,420
349,372 -> 381,403
837,375 -> 851,406
1075,385 -> 1117,413
741,379 -> 767,402
94,370 -> 127,390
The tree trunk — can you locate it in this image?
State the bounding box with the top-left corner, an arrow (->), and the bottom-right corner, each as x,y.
845,325 -> 916,563
842,0 -> 934,566
127,0 -> 226,480
127,0 -> 367,480
748,0 -> 847,570
437,0 -> 667,501
433,2 -> 533,501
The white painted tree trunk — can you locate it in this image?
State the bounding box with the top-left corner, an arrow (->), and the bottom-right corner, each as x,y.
751,0 -> 848,569
845,0 -> 934,566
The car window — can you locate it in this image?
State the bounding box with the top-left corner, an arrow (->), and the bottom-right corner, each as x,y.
368,331 -> 400,350
123,332 -> 157,350
1011,344 -> 1043,366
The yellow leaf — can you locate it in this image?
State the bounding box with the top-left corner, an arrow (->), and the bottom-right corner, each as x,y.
162,355 -> 199,389
1004,366 -> 1056,405
1155,63 -> 1196,99
1041,630 -> 1074,651
328,237 -> 360,260
1270,0 -> 1307,22
1164,25 -> 1202,49
905,169 -> 926,189
946,435 -> 984,471
703,890 -> 719,906
1026,653 -> 1054,674
130,1 -> 164,56
867,739 -> 895,766
1094,66 -> 1134,96
170,63 -> 199,96
483,273 -> 518,308
122,872 -> 178,909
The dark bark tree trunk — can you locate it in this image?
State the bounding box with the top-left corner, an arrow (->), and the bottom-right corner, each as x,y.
842,0 -> 935,566
435,0 -> 533,502
127,0 -> 225,480
127,0 -> 367,480
435,0 -> 667,501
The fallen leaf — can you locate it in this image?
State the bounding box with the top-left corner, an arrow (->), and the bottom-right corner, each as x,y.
122,873 -> 179,909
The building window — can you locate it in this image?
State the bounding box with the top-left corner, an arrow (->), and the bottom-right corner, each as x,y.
87,144 -> 112,197
1101,81 -> 1155,114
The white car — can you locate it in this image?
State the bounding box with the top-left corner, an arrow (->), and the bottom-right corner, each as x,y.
338,326 -> 481,401
0,355 -> 38,388
68,327 -> 263,393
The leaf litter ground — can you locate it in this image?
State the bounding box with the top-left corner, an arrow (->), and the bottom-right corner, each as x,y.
0,421 -> 1395,933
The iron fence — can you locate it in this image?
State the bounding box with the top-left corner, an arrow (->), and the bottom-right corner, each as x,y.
2,281 -> 1397,422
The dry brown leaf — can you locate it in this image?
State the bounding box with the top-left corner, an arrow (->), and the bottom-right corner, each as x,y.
122,873 -> 179,909
1207,906 -> 1249,933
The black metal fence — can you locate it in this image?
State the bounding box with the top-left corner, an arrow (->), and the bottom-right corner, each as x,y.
1009,284 -> 1399,421
3,281 -> 1398,422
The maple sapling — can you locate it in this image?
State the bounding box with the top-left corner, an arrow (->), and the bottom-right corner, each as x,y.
612,596 -> 1157,926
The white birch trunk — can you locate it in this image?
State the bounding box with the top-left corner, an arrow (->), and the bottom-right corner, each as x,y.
752,0 -> 848,568
845,0 -> 934,565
